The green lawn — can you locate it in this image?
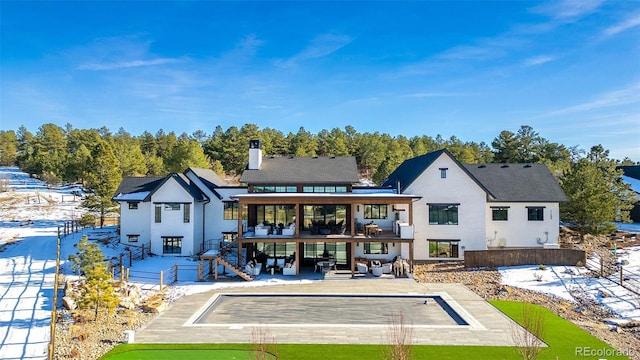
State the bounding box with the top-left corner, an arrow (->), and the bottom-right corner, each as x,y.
101,301 -> 631,360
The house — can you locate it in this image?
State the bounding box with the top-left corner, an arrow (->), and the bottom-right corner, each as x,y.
382,149 -> 568,260
112,174 -> 207,256
113,141 -> 567,277
618,165 -> 640,222
229,140 -> 420,276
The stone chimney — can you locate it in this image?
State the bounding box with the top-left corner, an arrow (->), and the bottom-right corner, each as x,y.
248,139 -> 262,170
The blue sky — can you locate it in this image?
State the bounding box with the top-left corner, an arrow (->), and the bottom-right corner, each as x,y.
1,1 -> 639,160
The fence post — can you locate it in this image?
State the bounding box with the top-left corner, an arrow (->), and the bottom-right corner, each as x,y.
126,268 -> 130,282
620,266 -> 624,286
197,263 -> 202,282
174,263 -> 178,283
141,244 -> 145,260
600,258 -> 604,277
120,266 -> 124,282
159,271 -> 163,290
129,251 -> 132,267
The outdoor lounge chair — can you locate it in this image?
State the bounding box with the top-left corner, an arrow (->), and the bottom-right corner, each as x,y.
282,261 -> 296,276
356,263 -> 368,274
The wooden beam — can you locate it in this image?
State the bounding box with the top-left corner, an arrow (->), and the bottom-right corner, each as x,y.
350,241 -> 355,277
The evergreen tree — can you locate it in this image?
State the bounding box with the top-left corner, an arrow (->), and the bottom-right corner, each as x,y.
0,130 -> 18,166
560,145 -> 635,241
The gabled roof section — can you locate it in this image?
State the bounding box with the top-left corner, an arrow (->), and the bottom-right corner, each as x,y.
112,174 -> 208,202
382,149 -> 489,195
381,149 -> 445,193
464,163 -> 568,202
239,156 -> 360,184
185,167 -> 226,187
112,176 -> 164,201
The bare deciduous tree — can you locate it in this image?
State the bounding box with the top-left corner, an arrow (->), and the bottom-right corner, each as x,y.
383,312 -> 413,360
510,304 -> 546,360
251,324 -> 277,360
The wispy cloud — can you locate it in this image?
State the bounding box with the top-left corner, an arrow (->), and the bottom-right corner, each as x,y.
523,55 -> 555,67
603,14 -> 640,36
72,35 -> 185,71
541,83 -> 640,117
77,58 -> 183,70
278,33 -> 353,67
528,0 -> 604,20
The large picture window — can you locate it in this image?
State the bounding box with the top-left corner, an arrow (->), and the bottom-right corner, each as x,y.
492,207 -> 509,221
364,204 -> 388,219
428,240 -> 459,258
363,242 -> 388,254
224,202 -> 238,220
428,204 -> 459,225
527,207 -> 544,221
162,237 -> 182,254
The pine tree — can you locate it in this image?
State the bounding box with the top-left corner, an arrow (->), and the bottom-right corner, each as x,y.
560,145 -> 635,241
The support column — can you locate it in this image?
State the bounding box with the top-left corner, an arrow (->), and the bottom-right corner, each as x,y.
350,241 -> 355,277
295,240 -> 300,276
409,241 -> 414,273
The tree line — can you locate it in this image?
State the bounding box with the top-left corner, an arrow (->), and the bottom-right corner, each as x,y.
0,122 -> 636,236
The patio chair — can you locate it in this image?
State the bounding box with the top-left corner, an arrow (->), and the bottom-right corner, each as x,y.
282,261 -> 296,276
356,263 -> 368,274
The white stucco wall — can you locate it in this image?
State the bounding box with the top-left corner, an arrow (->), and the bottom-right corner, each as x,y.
119,201 -> 151,245
149,178 -> 197,256
485,202 -> 560,248
404,153 -> 488,260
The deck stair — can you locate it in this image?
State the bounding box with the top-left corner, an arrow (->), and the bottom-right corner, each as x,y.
212,254 -> 253,282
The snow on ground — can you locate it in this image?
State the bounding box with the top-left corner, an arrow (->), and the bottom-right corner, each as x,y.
1,166 -> 640,360
499,264 -> 640,322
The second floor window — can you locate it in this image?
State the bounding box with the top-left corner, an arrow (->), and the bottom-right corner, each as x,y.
128,202 -> 138,210
364,204 -> 388,219
429,204 -> 459,225
224,202 -> 238,220
492,207 -> 509,221
527,207 -> 544,221
183,203 -> 190,223
155,204 -> 161,223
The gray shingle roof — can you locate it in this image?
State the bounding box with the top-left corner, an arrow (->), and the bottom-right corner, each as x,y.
382,149 -> 567,202
113,174 -> 207,202
239,156 -> 360,184
113,176 -> 164,199
381,149 -> 447,193
464,163 -> 568,202
186,167 -> 226,188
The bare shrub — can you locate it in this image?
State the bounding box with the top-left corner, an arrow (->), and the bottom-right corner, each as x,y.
0,176 -> 8,192
510,304 -> 545,360
383,312 -> 413,360
533,272 -> 543,282
251,324 -> 277,360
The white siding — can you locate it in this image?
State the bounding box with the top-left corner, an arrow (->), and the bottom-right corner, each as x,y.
119,201 -> 151,245
486,202 -> 560,248
404,153 -> 487,260
149,178 -> 197,256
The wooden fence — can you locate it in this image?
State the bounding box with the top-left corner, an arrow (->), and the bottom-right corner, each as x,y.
464,248 -> 586,268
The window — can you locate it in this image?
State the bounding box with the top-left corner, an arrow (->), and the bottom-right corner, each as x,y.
428,240 -> 459,258
253,185 -> 297,193
155,204 -> 161,223
439,168 -> 448,178
128,202 -> 138,210
127,234 -> 139,243
428,204 -> 459,225
302,186 -> 347,193
492,207 -> 509,221
527,207 -> 544,221
165,203 -> 180,211
364,204 -> 388,219
183,203 -> 190,223
224,202 -> 238,220
222,232 -> 237,242
162,237 -> 182,254
364,242 -> 388,254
